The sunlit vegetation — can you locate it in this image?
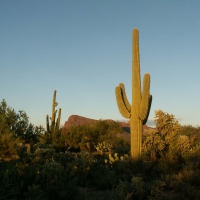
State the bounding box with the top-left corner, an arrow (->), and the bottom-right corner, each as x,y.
115,29 -> 152,159
1,100 -> 200,199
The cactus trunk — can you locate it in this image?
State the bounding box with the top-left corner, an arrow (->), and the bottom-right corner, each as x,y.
46,115 -> 50,132
56,108 -> 61,129
131,115 -> 143,159
46,90 -> 61,133
51,90 -> 58,128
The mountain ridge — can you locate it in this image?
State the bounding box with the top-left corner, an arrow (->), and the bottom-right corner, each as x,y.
63,115 -> 152,134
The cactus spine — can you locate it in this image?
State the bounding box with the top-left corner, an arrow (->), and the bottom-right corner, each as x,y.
115,28 -> 152,159
46,90 -> 62,132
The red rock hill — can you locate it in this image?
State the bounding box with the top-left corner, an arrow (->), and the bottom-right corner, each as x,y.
63,115 -> 152,134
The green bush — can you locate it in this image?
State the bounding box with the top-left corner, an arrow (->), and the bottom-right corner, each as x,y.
62,120 -> 124,153
0,161 -> 22,199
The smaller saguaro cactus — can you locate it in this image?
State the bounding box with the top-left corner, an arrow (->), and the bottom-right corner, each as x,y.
46,90 -> 61,133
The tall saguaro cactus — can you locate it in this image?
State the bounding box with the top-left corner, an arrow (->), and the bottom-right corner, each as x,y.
115,28 -> 152,159
46,90 -> 61,133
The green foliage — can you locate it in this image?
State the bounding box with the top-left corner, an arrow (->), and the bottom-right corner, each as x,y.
71,151 -> 96,185
177,135 -> 190,156
62,125 -> 84,150
24,184 -> 44,200
62,120 -> 125,152
39,161 -> 79,200
89,160 -> 118,190
142,131 -> 168,161
148,180 -> 166,200
110,176 -> 146,200
0,161 -> 22,199
22,124 -> 44,146
178,125 -> 200,146
0,131 -> 21,160
32,143 -> 55,164
40,128 -> 65,152
2,99 -> 200,199
0,100 -> 42,160
0,99 -> 28,137
155,109 -> 180,140
142,110 -> 181,161
115,28 -> 152,159
0,143 -> 86,199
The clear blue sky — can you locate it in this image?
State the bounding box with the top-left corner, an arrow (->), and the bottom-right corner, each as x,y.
1,1 -> 200,127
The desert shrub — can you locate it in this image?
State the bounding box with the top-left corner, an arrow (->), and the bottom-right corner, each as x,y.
0,130 -> 21,160
19,148 -> 87,199
180,184 -> 200,200
0,100 -> 43,161
114,143 -> 130,154
21,151 -> 83,199
3,102 -> 200,199
0,161 -> 22,199
111,176 -> 146,200
88,156 -> 119,190
21,123 -> 44,147
71,151 -> 96,185
154,110 -> 180,140
53,151 -> 75,168
40,128 -> 65,152
178,125 -> 200,146
94,169 -> 117,190
177,135 -> 190,156
148,180 -> 166,199
24,184 -> 45,200
0,100 -> 29,136
31,143 -> 55,164
114,179 -> 131,199
38,161 -> 81,200
142,110 -> 181,162
130,176 -> 146,199
62,120 -> 124,153
142,131 -> 168,161
18,163 -> 42,197
62,125 -> 90,151
168,165 -> 200,199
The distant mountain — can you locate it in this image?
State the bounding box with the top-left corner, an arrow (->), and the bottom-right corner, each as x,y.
63,115 -> 153,135
63,115 -> 99,128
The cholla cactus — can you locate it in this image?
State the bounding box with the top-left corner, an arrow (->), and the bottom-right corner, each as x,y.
155,110 -> 180,140
142,131 -> 167,160
115,28 -> 152,159
142,110 -> 182,160
105,153 -> 129,164
95,141 -> 113,154
177,135 -> 190,155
